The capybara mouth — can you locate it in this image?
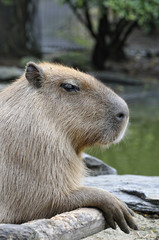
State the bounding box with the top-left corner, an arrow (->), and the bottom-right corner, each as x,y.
113,116 -> 129,144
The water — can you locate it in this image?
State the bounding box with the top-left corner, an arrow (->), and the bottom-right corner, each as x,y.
0,82 -> 159,176
86,84 -> 159,176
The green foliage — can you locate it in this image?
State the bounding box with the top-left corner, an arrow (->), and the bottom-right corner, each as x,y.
61,0 -> 159,67
63,0 -> 159,27
0,0 -> 13,5
106,0 -> 159,27
63,0 -> 96,8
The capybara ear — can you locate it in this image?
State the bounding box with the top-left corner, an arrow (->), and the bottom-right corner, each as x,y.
25,62 -> 45,88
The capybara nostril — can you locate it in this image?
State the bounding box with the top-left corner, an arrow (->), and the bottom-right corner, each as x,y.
115,99 -> 129,123
115,112 -> 126,122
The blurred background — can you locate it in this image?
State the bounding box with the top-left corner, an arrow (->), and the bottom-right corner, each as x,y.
0,0 -> 159,176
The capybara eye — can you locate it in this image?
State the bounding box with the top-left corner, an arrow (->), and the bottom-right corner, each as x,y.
60,83 -> 80,92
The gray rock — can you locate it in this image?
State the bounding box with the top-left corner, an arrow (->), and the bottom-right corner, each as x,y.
0,66 -> 23,81
0,208 -> 107,240
24,208 -> 107,240
85,174 -> 159,213
0,224 -> 38,240
82,153 -> 117,176
84,213 -> 159,240
0,175 -> 158,239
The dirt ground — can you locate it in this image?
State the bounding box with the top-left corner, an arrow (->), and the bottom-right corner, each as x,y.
84,213 -> 159,240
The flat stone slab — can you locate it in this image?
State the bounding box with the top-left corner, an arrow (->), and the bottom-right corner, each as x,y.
85,174 -> 159,213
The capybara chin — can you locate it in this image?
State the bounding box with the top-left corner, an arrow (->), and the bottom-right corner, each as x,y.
0,62 -> 137,233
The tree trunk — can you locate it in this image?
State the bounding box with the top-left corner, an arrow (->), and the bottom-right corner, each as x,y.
109,42 -> 126,61
92,37 -> 107,70
67,2 -> 137,69
92,39 -> 126,69
91,18 -> 137,69
92,11 -> 109,70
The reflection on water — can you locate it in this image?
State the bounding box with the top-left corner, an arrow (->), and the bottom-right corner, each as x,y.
86,85 -> 159,176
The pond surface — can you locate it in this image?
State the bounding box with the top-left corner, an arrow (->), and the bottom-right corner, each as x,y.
86,83 -> 159,176
0,81 -> 159,176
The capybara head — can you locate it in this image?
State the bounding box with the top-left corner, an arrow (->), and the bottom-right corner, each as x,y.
25,62 -> 129,154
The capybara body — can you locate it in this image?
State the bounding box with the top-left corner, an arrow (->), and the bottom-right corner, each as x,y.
0,62 -> 137,233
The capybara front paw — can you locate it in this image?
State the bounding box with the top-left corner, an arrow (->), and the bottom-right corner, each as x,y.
103,194 -> 138,233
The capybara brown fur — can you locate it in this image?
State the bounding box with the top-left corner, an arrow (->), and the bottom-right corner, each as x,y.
0,62 -> 137,233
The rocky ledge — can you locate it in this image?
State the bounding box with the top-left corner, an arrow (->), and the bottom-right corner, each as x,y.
86,174 -> 159,214
0,208 -> 159,240
0,155 -> 158,239
0,174 -> 158,239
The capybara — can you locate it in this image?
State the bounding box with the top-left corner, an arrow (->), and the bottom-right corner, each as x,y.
0,62 -> 137,233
